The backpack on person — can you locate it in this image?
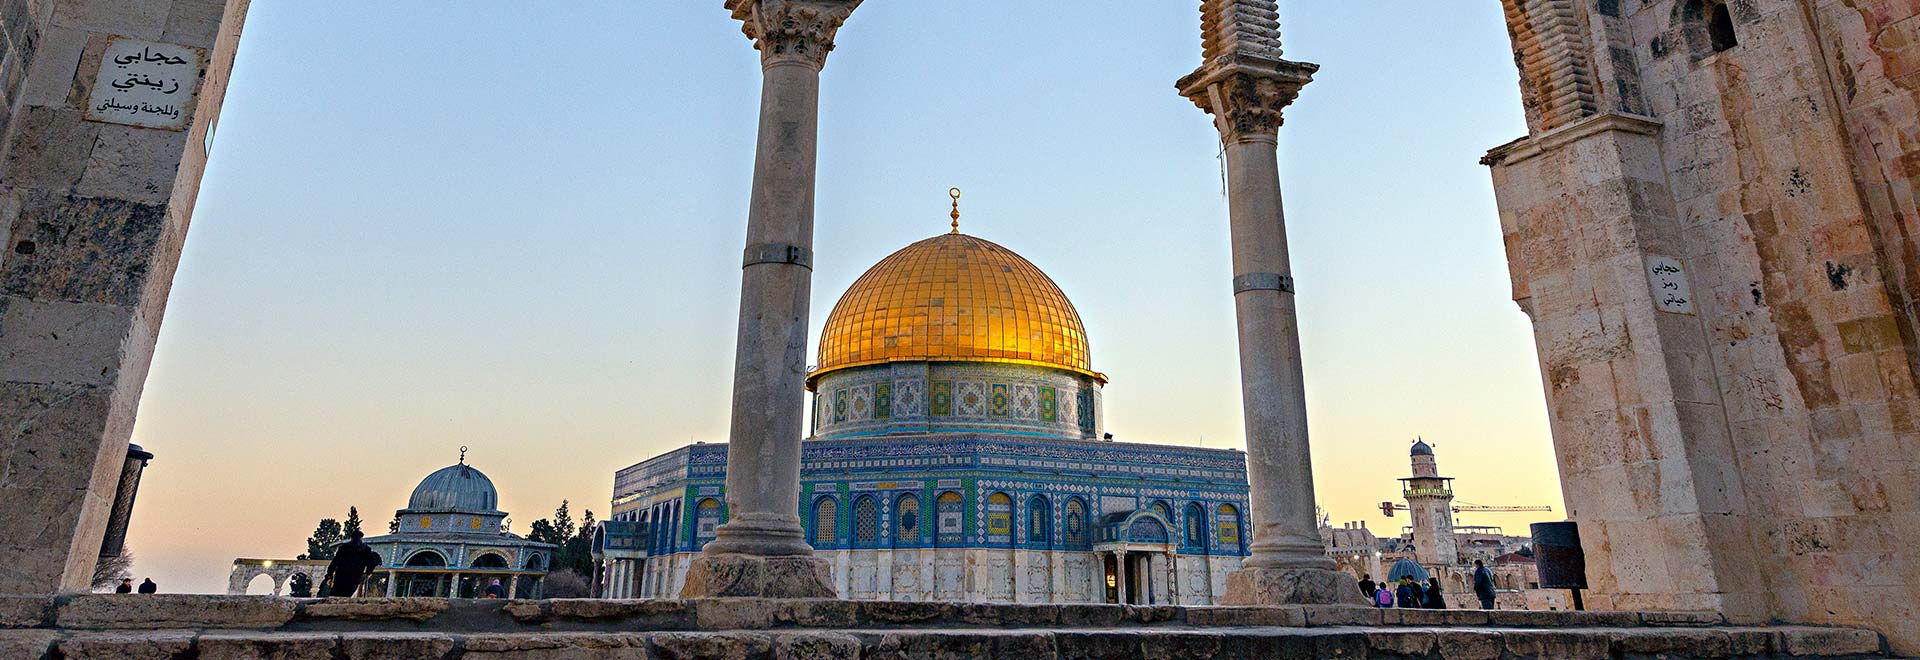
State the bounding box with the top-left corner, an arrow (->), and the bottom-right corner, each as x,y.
1374,587 -> 1395,607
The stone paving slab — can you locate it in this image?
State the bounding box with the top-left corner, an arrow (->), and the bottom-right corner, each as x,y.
0,625 -> 1889,659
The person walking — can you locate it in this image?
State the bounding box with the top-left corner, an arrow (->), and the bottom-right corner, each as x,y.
1473,560 -> 1497,610
137,578 -> 157,594
1396,576 -> 1423,608
324,531 -> 383,597
114,578 -> 133,593
1358,574 -> 1375,600
1373,583 -> 1395,608
1423,577 -> 1447,609
484,578 -> 507,599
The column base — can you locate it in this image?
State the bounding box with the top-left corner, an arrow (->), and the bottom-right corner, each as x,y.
678,553 -> 836,599
1220,566 -> 1365,606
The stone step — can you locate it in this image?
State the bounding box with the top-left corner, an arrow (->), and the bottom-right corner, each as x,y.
0,596 -> 1890,658
0,595 -> 1743,632
0,625 -> 1890,659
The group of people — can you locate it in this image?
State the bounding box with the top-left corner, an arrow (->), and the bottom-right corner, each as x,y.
1360,574 -> 1446,609
1359,560 -> 1501,610
112,578 -> 158,594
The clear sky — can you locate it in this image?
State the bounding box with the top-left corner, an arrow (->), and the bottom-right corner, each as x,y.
125,2 -> 1558,594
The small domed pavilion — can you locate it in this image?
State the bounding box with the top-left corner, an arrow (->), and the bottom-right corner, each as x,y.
361,451 -> 554,598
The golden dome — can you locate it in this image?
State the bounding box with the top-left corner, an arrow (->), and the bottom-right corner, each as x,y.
811,233 -> 1102,387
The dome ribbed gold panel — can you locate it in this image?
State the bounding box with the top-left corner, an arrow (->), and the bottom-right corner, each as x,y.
811,233 -> 1101,387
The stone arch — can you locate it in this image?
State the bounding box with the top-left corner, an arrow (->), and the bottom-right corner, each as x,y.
469,552 -> 509,569
243,572 -> 280,595
404,549 -> 448,567
227,559 -> 333,595
524,552 -> 546,571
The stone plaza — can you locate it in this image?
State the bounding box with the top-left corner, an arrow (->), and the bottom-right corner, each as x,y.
1,0 -> 1918,657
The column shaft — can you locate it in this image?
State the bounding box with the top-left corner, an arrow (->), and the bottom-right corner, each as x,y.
1221,136 -> 1331,570
707,61 -> 822,558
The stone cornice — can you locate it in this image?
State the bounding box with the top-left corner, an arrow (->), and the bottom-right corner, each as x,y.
726,0 -> 861,69
1479,111 -> 1664,167
1177,54 -> 1319,142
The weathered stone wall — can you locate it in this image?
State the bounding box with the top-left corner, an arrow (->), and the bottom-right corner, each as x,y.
1488,0 -> 1920,652
0,0 -> 246,593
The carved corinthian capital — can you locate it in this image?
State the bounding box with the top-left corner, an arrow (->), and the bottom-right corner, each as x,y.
727,0 -> 862,69
1177,56 -> 1318,143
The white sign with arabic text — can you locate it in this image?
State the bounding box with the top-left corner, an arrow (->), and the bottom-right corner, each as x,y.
1647,255 -> 1695,314
85,38 -> 202,131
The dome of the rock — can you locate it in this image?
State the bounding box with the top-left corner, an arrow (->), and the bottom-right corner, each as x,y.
811,232 -> 1101,387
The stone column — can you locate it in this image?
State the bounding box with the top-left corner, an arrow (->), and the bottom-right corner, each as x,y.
0,0 -> 249,594
385,572 -> 397,597
682,0 -> 860,599
1177,1 -> 1358,605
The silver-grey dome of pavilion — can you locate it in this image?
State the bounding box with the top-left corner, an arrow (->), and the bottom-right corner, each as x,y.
407,464 -> 500,512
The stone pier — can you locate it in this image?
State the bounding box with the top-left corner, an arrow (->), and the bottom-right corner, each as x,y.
683,0 -> 861,599
0,0 -> 247,593
1175,0 -> 1357,605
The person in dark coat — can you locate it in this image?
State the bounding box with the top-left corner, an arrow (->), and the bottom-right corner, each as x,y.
1472,560 -> 1497,610
1358,574 -> 1376,600
115,579 -> 133,594
484,578 -> 507,599
324,531 -> 382,597
1423,577 -> 1447,609
137,578 -> 157,594
1373,584 -> 1395,608
1395,576 -> 1423,608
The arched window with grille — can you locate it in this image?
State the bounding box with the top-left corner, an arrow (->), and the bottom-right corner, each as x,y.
936,491 -> 964,546
812,496 -> 838,547
853,495 -> 879,547
1217,503 -> 1243,553
1063,497 -> 1088,549
1027,495 -> 1051,546
1184,502 -> 1208,550
1149,500 -> 1172,522
894,494 -> 921,546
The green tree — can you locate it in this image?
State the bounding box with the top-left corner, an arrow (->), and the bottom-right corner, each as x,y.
343,506 -> 363,538
528,519 -> 559,546
553,501 -> 575,540
304,518 -> 344,560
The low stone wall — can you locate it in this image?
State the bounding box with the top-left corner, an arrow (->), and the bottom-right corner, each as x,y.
0,595 -> 1891,659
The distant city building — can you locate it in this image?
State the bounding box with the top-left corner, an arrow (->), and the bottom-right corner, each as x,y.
597,231 -> 1251,605
229,454 -> 553,597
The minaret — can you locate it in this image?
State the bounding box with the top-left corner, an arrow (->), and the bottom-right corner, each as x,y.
1403,439 -> 1458,566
